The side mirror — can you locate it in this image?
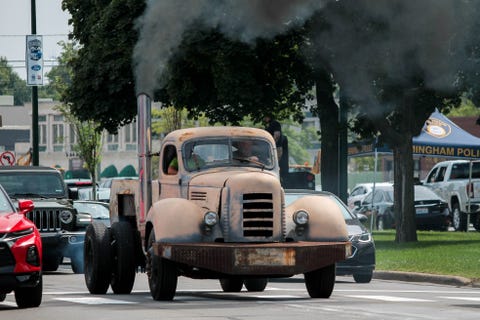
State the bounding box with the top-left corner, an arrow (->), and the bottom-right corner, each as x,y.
18,199 -> 34,214
357,213 -> 368,223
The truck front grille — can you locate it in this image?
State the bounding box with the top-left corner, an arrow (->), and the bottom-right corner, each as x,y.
242,193 -> 274,237
26,209 -> 62,232
190,191 -> 207,201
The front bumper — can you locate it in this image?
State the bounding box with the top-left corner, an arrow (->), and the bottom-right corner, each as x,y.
0,271 -> 41,294
154,241 -> 351,276
40,231 -> 85,259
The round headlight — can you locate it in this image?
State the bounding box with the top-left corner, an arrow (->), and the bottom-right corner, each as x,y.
293,210 -> 309,225
204,211 -> 218,226
60,210 -> 74,224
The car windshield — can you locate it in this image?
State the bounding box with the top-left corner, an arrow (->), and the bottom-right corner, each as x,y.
183,137 -> 274,172
73,202 -> 109,219
284,192 -> 355,221
0,188 -> 15,214
0,172 -> 66,198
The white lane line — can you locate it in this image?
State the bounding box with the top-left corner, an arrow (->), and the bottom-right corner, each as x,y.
54,297 -> 137,305
442,296 -> 480,302
345,295 -> 433,302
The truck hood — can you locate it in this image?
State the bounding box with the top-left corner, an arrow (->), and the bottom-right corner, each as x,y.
189,169 -> 278,188
12,198 -> 73,209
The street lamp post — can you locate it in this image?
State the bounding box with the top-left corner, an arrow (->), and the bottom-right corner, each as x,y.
30,0 -> 39,165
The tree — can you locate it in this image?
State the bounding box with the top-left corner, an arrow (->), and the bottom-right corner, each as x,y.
0,57 -> 30,105
62,0 -> 146,133
47,40 -> 104,200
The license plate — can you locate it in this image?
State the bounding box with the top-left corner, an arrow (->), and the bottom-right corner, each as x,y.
234,248 -> 296,266
416,207 -> 429,214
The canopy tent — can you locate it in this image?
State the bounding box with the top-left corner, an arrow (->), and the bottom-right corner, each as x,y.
349,109 -> 480,159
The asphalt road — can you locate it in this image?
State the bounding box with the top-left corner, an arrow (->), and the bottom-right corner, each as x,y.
1,263 -> 480,320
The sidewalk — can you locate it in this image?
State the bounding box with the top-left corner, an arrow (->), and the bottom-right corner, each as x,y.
374,270 -> 480,287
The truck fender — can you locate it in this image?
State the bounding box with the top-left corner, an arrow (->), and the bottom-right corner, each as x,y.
147,198 -> 207,242
285,195 -> 348,241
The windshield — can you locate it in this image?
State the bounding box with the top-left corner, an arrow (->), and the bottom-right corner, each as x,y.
0,188 -> 15,214
0,172 -> 66,198
73,202 -> 109,219
183,137 -> 274,172
284,192 -> 355,221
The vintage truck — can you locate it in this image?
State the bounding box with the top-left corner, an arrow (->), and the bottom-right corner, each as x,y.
424,159 -> 480,231
83,94 -> 351,300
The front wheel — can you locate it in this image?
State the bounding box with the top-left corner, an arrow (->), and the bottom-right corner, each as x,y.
244,278 -> 268,292
84,222 -> 111,294
15,274 -> 42,308
452,203 -> 468,231
304,264 -> 336,298
147,230 -> 178,301
219,278 -> 243,292
353,272 -> 373,283
110,221 -> 136,294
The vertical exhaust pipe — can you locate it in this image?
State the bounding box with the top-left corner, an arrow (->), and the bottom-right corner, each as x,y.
137,93 -> 152,223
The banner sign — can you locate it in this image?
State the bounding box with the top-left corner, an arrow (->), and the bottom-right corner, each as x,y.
26,35 -> 44,86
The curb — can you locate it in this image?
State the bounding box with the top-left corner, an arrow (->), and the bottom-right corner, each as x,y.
374,270 -> 480,287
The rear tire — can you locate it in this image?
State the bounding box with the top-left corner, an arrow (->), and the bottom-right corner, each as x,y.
452,203 -> 468,231
219,278 -> 244,292
84,222 -> 111,294
244,278 -> 268,292
15,274 -> 42,308
304,264 -> 336,298
353,272 -> 373,283
110,221 -> 136,294
147,230 -> 178,300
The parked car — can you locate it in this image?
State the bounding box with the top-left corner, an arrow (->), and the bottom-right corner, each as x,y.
0,184 -> 42,308
347,182 -> 393,210
284,189 -> 376,283
355,184 -> 451,231
73,200 -> 110,226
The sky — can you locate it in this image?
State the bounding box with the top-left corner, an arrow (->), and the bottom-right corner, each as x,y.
0,0 -> 71,80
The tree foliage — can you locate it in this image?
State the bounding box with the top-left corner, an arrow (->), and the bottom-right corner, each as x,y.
0,57 -> 30,105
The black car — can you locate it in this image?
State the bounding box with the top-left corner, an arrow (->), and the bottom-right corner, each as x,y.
284,189 -> 376,283
355,184 -> 451,231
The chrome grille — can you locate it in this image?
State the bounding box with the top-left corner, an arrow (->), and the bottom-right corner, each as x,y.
242,193 -> 274,237
26,209 -> 62,232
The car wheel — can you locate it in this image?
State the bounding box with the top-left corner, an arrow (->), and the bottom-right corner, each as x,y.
452,203 -> 468,231
147,230 -> 178,300
353,272 -> 373,283
84,221 -> 112,294
42,255 -> 61,272
0,293 -> 6,302
219,278 -> 244,292
304,263 -> 336,298
244,278 -> 268,292
472,213 -> 480,231
15,274 -> 42,308
71,249 -> 84,274
110,221 -> 136,294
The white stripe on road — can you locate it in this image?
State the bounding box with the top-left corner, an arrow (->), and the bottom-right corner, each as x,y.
55,297 -> 137,305
346,295 -> 433,302
442,296 -> 480,302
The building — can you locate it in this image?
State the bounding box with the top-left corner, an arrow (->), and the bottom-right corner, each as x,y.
0,96 -> 161,176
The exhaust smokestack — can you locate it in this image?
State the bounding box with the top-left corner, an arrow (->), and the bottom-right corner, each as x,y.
137,93 -> 152,223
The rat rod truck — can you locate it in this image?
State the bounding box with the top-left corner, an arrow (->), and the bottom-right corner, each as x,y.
83,94 -> 351,300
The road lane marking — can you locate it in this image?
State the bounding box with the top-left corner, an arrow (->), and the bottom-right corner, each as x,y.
442,296 -> 480,302
346,295 -> 433,302
54,297 -> 137,305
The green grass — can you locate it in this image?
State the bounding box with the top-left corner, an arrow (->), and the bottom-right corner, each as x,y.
373,230 -> 480,280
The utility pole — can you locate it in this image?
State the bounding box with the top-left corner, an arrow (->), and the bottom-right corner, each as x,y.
30,0 -> 39,165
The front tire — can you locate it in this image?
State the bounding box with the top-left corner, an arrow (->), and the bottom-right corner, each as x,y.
110,221 -> 136,294
15,274 -> 42,308
244,278 -> 268,292
147,230 -> 178,300
71,249 -> 84,274
304,264 -> 336,298
452,203 -> 468,231
219,278 -> 243,292
353,272 -> 373,283
84,222 -> 111,294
